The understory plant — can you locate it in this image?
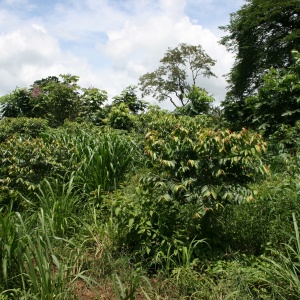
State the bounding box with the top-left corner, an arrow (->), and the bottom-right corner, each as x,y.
261,213 -> 300,299
0,209 -> 89,299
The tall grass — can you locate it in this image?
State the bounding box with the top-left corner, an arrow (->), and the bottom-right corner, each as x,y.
42,126 -> 136,201
261,213 -> 300,299
0,207 -> 24,290
30,174 -> 81,236
74,132 -> 135,196
0,210 -> 90,299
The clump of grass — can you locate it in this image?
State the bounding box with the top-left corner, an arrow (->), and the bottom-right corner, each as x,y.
0,208 -> 93,299
31,174 -> 82,236
261,213 -> 300,299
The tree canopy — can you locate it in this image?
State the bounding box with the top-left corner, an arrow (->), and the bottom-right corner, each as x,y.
220,0 -> 300,127
0,74 -> 107,127
139,43 -> 216,108
112,85 -> 148,114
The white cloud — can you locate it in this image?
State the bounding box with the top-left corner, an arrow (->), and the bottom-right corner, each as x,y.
0,0 -> 238,108
103,0 -> 234,105
0,24 -> 93,94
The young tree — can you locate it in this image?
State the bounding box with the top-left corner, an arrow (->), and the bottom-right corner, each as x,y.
220,0 -> 300,127
112,85 -> 148,114
174,85 -> 214,116
30,74 -> 81,127
139,43 -> 216,108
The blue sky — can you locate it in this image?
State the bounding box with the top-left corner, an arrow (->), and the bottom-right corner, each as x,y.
0,0 -> 245,108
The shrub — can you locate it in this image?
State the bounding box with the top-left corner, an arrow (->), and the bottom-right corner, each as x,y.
0,117 -> 48,143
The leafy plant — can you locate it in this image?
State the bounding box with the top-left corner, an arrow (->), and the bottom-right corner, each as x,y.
145,125 -> 268,208
220,0 -> 300,128
112,85 -> 148,114
174,85 -> 214,116
0,136 -> 70,206
0,75 -> 109,127
246,50 -> 300,135
0,117 -> 48,143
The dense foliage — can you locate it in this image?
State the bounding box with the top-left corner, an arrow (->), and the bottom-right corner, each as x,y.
220,0 -> 300,127
0,74 -> 107,127
246,50 -> 300,135
0,5 -> 300,298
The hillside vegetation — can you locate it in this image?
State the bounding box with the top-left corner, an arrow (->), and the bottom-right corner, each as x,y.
0,1 -> 300,298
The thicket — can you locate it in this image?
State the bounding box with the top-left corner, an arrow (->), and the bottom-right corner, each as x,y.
0,103 -> 299,298
0,1 -> 300,297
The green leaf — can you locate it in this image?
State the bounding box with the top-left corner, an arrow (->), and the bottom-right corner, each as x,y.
128,218 -> 134,230
115,207 -> 121,216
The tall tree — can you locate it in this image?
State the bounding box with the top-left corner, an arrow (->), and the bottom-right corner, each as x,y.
220,0 -> 300,127
139,43 -> 216,108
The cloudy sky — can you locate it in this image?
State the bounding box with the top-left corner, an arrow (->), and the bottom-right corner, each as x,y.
0,0 -> 244,109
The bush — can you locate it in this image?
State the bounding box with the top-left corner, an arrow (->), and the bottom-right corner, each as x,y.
0,117 -> 48,143
0,135 -> 74,207
210,168 -> 300,255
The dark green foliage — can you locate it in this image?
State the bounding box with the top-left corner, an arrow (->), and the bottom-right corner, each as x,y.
104,103 -> 136,131
0,117 -> 48,142
0,88 -> 32,118
0,74 -> 108,127
174,85 -> 214,116
246,50 -> 300,135
112,85 -> 148,114
268,121 -> 300,157
207,161 -> 300,256
78,87 -> 108,123
220,0 -> 300,127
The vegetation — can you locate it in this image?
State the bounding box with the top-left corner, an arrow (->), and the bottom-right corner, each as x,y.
246,50 -> 300,135
0,1 -> 300,298
139,43 -> 216,108
220,0 -> 300,128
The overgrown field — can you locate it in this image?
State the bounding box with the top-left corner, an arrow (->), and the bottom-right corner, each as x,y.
1,1 -> 300,297
0,111 -> 300,299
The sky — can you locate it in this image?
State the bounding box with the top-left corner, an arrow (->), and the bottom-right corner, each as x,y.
0,0 -> 245,109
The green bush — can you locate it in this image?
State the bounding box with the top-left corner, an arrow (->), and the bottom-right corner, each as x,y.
145,125 -> 268,209
105,122 -> 268,269
104,103 -> 136,131
210,168 -> 300,255
0,136 -> 71,207
0,117 -> 48,142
